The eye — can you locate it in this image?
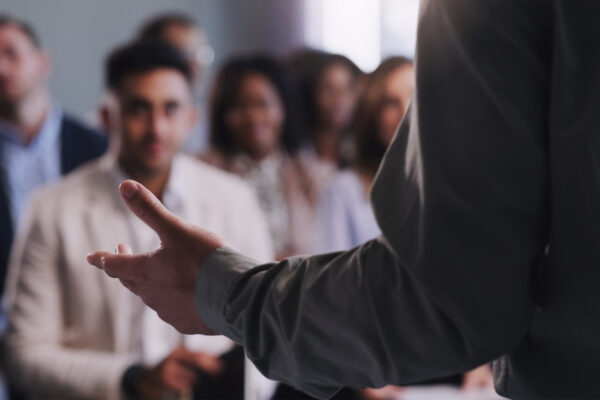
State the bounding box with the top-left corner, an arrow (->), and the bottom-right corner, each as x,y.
165,102 -> 181,117
124,99 -> 150,118
126,104 -> 146,117
0,46 -> 19,62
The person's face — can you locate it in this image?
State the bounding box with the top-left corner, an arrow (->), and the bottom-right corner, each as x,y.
0,24 -> 49,105
108,68 -> 195,175
226,73 -> 284,160
315,62 -> 356,131
378,64 -> 415,146
163,24 -> 212,92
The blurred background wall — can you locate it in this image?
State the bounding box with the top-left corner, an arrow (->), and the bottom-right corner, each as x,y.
0,0 -> 419,117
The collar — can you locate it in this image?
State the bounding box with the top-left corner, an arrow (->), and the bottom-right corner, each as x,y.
101,152 -> 186,215
0,103 -> 63,148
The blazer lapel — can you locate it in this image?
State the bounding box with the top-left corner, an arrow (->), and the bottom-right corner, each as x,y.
83,169 -> 136,353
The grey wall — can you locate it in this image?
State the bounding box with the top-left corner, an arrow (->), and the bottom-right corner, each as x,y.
1,0 -> 306,116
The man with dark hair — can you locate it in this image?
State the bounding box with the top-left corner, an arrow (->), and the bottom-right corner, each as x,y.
0,15 -> 107,300
5,40 -> 275,400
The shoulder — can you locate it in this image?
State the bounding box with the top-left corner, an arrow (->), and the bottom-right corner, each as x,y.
59,114 -> 108,173
198,148 -> 227,169
60,113 -> 108,152
31,158 -> 106,210
61,114 -> 104,139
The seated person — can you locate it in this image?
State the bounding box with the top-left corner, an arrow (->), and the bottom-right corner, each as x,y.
0,14 -> 107,303
203,54 -> 319,260
315,57 -> 416,252
315,57 -> 493,398
288,50 -> 362,171
4,40 -> 274,400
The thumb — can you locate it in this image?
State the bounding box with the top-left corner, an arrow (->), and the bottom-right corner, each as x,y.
119,180 -> 182,244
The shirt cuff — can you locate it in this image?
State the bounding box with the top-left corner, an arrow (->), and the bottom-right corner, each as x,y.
195,247 -> 259,343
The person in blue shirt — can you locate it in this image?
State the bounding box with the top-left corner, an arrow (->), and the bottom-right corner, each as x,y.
0,14 -> 107,299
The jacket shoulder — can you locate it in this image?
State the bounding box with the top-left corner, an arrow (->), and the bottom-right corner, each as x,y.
60,114 -> 108,174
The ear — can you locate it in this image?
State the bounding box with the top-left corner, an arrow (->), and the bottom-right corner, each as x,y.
100,104 -> 111,133
99,92 -> 119,135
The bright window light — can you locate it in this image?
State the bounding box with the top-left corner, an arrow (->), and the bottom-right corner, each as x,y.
303,0 -> 419,70
381,0 -> 420,58
305,0 -> 382,72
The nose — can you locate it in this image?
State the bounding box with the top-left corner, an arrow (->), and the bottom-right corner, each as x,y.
149,111 -> 169,139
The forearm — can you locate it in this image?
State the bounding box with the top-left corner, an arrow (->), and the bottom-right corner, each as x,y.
195,239 -> 520,399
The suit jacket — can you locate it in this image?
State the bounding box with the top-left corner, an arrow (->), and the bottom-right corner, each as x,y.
191,1 -> 600,399
4,154 -> 274,399
0,114 -> 107,296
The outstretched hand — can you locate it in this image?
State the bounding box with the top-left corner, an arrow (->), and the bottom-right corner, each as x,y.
87,180 -> 224,334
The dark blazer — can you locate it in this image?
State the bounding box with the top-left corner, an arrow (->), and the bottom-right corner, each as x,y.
0,114 -> 107,295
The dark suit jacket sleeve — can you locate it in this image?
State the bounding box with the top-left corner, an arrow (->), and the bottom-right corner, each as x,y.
194,1 -> 551,398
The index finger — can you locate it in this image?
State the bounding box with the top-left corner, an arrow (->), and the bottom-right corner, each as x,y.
119,180 -> 183,244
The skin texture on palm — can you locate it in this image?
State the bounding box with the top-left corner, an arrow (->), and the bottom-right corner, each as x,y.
87,179 -> 222,335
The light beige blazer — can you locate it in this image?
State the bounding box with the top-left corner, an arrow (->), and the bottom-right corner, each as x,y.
4,154 -> 273,399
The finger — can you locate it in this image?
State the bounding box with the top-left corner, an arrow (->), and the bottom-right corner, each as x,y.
173,349 -> 223,376
119,180 -> 182,244
163,363 -> 198,392
116,243 -> 133,254
195,353 -> 224,376
461,375 -> 490,391
87,251 -> 146,281
177,350 -> 224,377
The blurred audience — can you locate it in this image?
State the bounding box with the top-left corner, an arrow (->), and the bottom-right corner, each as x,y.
0,14 -> 106,312
203,54 -> 319,259
314,57 -> 414,252
287,49 -> 362,174
314,56 -> 494,396
138,12 -> 215,153
272,55 -> 415,400
4,40 -> 274,400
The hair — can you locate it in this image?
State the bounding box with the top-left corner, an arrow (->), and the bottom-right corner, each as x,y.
105,39 -> 192,91
209,53 -> 301,155
138,13 -> 198,39
0,14 -> 41,48
354,56 -> 413,175
294,51 -> 362,134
